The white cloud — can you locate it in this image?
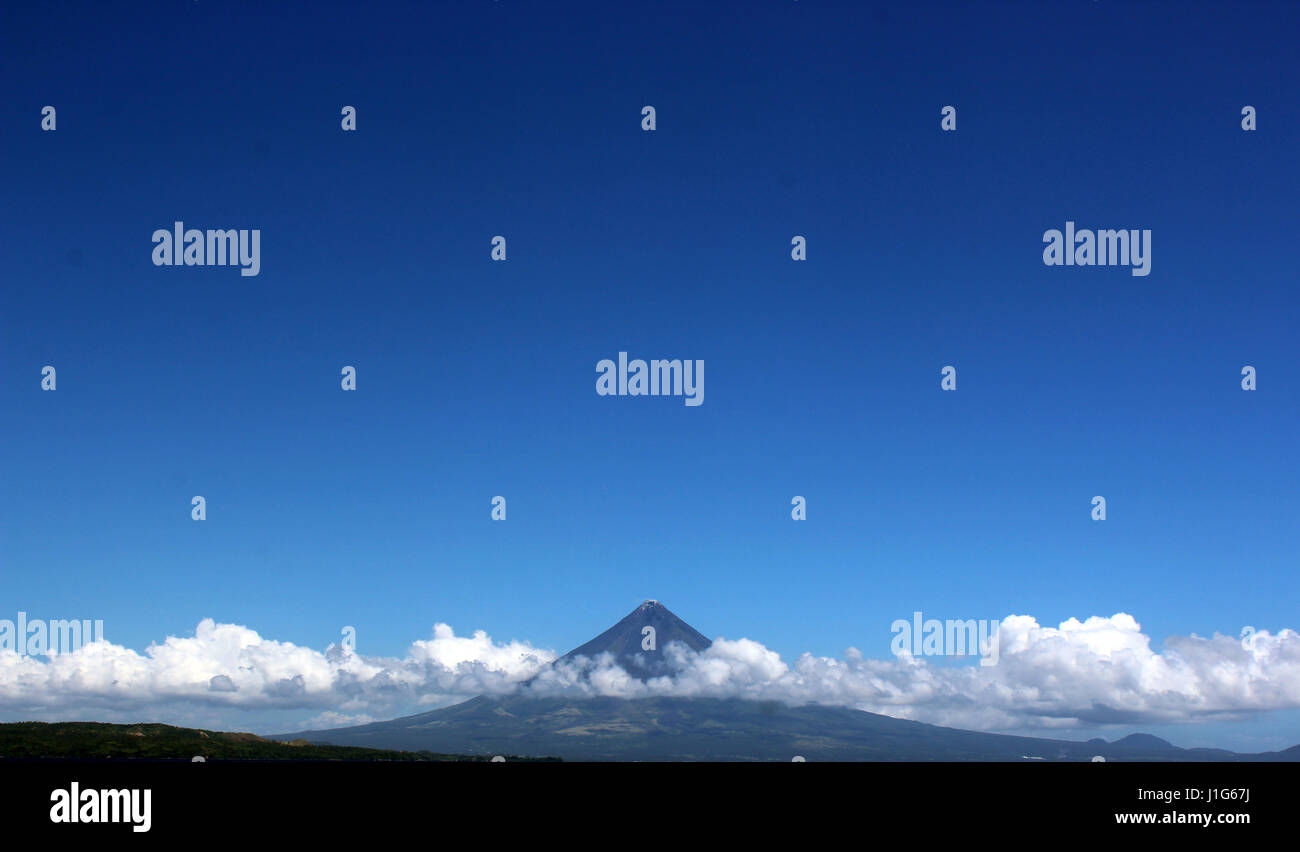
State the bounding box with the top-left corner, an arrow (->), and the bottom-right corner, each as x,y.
2,613 -> 1298,735
300,711 -> 376,730
0,618 -> 554,724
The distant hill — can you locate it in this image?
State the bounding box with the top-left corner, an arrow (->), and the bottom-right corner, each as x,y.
1109,733 -> 1175,750
275,600 -> 1300,762
0,721 -> 557,761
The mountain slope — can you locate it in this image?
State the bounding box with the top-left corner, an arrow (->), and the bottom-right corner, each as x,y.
554,599 -> 711,679
272,599 -> 1300,761
274,694 -> 1297,761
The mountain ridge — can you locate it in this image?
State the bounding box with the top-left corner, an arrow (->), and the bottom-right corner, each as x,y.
0,721 -> 554,761
273,694 -> 1299,762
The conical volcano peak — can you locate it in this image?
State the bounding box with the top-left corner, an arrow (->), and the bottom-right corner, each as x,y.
556,600 -> 711,679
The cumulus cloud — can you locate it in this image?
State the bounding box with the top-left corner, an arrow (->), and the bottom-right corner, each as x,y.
0,618 -> 554,725
526,615 -> 1300,732
1,614 -> 1298,734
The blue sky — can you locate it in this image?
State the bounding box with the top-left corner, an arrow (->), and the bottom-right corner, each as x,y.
1,1 -> 1297,749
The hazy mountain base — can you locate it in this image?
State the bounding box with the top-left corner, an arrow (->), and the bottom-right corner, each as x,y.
0,721 -> 557,761
274,694 -> 1300,762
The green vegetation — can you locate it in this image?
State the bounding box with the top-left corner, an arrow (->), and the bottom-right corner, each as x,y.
0,721 -> 559,761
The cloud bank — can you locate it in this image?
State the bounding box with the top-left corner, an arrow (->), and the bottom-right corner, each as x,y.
2,614 -> 1298,734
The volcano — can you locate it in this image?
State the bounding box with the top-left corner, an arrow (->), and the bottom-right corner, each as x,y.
272,601 -> 1300,761
552,599 -> 711,679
